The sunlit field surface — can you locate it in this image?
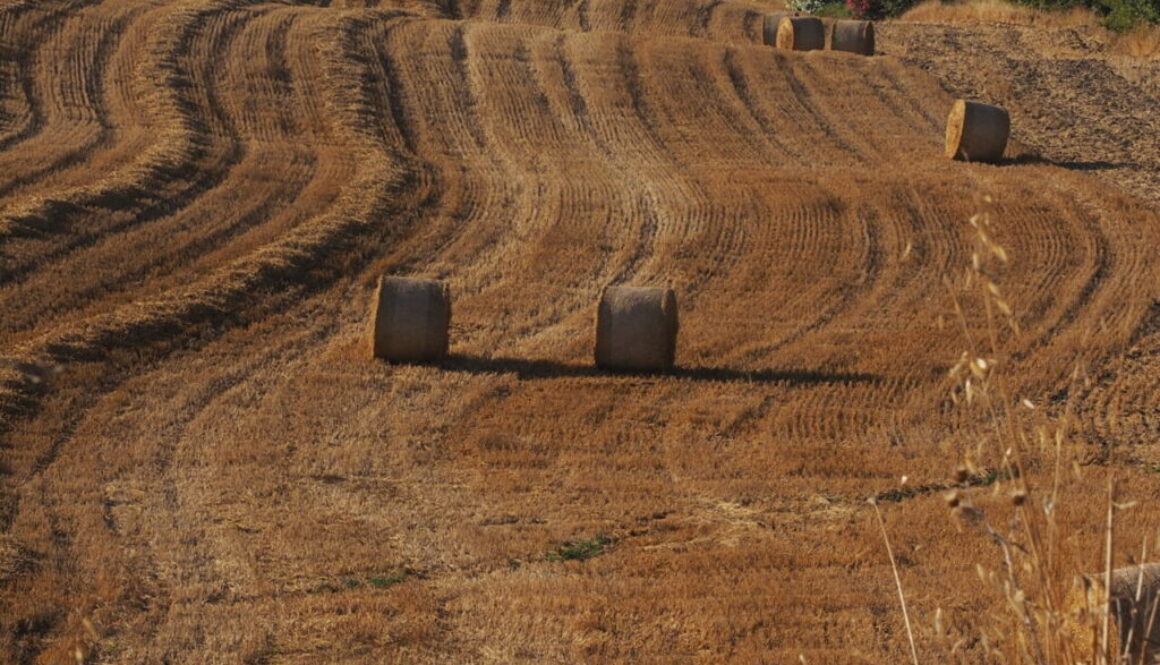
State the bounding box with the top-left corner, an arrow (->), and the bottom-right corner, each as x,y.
1,1 -> 1159,662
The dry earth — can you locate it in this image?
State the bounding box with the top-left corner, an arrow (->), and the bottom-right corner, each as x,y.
0,1 -> 1158,663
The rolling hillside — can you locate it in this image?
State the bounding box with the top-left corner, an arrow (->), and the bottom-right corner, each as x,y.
1,1 -> 1158,662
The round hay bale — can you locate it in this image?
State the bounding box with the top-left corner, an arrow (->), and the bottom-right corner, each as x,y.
368,276 -> 451,363
945,99 -> 1010,163
1064,564 -> 1160,663
762,13 -> 794,46
831,19 -> 875,55
775,16 -> 825,51
594,286 -> 678,372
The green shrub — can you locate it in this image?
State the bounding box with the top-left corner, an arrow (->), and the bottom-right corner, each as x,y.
1097,0 -> 1159,29
545,534 -> 613,562
877,0 -> 918,16
789,0 -> 833,14
368,572 -> 408,588
818,2 -> 854,17
838,0 -> 1158,25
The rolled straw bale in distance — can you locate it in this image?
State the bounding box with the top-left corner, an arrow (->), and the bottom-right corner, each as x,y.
594,286 -> 678,372
831,20 -> 875,55
763,13 -> 794,46
367,276 -> 451,363
775,16 -> 825,51
945,99 -> 1009,162
1064,563 -> 1160,663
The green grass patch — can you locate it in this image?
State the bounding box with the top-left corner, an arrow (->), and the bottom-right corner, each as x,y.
368,572 -> 408,589
816,2 -> 854,16
309,570 -> 410,593
546,534 -> 613,562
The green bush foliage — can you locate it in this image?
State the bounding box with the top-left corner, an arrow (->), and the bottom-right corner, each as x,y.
789,0 -> 832,15
838,0 -> 1158,28
1094,0 -> 1159,29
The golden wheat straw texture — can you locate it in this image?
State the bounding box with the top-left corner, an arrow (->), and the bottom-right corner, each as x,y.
1065,563 -> 1160,663
831,20 -> 875,55
945,99 -> 1010,162
763,13 -> 796,46
2,2 -> 1160,662
368,276 -> 451,363
776,17 -> 826,51
594,286 -> 679,372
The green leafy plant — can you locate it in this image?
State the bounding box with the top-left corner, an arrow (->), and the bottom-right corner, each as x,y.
788,0 -> 834,14
546,534 -> 613,562
818,2 -> 855,16
309,570 -> 410,593
368,572 -> 408,589
1097,0 -> 1159,30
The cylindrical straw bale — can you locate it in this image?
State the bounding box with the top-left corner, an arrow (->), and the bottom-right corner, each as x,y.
763,13 -> 794,46
831,20 -> 875,55
1064,563 -> 1160,663
775,16 -> 825,51
945,99 -> 1010,163
594,286 -> 678,372
368,276 -> 451,363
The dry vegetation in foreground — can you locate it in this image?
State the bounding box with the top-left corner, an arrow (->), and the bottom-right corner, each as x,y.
875,203 -> 1160,665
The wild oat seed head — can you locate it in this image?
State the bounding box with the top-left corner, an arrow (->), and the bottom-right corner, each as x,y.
945,490 -> 962,508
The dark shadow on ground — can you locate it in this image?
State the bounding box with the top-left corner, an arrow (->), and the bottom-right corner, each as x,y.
438,354 -> 881,386
1001,154 -> 1138,170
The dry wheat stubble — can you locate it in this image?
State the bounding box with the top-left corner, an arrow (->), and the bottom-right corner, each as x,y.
1,3 -> 1160,664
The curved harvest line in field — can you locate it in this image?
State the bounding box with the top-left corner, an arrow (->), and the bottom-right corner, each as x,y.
0,2 -> 1159,662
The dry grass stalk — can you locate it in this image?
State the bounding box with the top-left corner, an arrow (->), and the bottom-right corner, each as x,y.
933,203 -> 1155,665
872,498 -> 922,665
1114,24 -> 1160,56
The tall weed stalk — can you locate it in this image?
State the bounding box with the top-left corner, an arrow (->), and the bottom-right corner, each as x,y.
880,199 -> 1150,665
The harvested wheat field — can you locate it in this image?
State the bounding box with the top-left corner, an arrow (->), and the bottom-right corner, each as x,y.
1,0 -> 1159,663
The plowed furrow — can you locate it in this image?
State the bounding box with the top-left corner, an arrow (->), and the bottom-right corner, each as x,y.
0,1 -> 252,276
0,6 -> 342,336
0,4 -> 170,215
0,0 -> 97,151
785,57 -> 879,163
0,5 -> 137,200
0,6 -> 427,434
453,0 -> 771,44
719,47 -> 804,163
882,20 -> 1160,206
634,40 -> 770,169
754,52 -> 869,167
0,3 -> 263,339
0,10 -> 433,655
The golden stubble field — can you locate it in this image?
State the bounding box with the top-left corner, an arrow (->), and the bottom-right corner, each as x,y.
1,0 -> 1159,662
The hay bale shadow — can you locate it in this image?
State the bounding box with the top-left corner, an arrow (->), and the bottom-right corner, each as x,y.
440,354 -> 881,386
